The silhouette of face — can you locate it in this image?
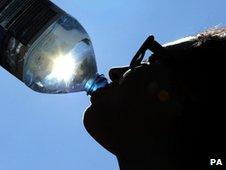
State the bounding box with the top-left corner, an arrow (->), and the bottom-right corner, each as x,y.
84,64 -> 182,155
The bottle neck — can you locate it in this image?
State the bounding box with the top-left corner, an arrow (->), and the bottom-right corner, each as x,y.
85,74 -> 108,95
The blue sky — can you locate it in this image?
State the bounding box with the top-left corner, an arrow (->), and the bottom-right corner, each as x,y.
0,0 -> 226,170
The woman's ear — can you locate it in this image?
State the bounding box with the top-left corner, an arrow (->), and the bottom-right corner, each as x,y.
109,66 -> 129,82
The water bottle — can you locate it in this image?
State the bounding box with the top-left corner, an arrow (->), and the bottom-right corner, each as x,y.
0,0 -> 108,94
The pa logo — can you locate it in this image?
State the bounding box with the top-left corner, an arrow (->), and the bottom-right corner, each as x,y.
210,159 -> 223,166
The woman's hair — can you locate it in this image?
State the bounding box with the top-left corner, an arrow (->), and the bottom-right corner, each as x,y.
163,27 -> 226,48
197,27 -> 226,43
163,28 -> 226,164
163,27 -> 226,97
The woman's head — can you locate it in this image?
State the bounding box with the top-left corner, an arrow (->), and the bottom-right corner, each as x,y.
84,28 -> 226,169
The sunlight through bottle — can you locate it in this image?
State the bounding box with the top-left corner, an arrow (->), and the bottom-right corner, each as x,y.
0,0 -> 108,94
23,15 -> 108,94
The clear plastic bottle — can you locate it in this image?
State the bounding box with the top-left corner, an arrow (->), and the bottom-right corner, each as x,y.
23,15 -> 107,94
0,0 -> 107,95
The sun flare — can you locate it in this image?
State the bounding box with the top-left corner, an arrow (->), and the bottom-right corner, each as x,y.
47,53 -> 76,83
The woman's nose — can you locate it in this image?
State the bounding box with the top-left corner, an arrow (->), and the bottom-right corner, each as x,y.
109,66 -> 129,82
